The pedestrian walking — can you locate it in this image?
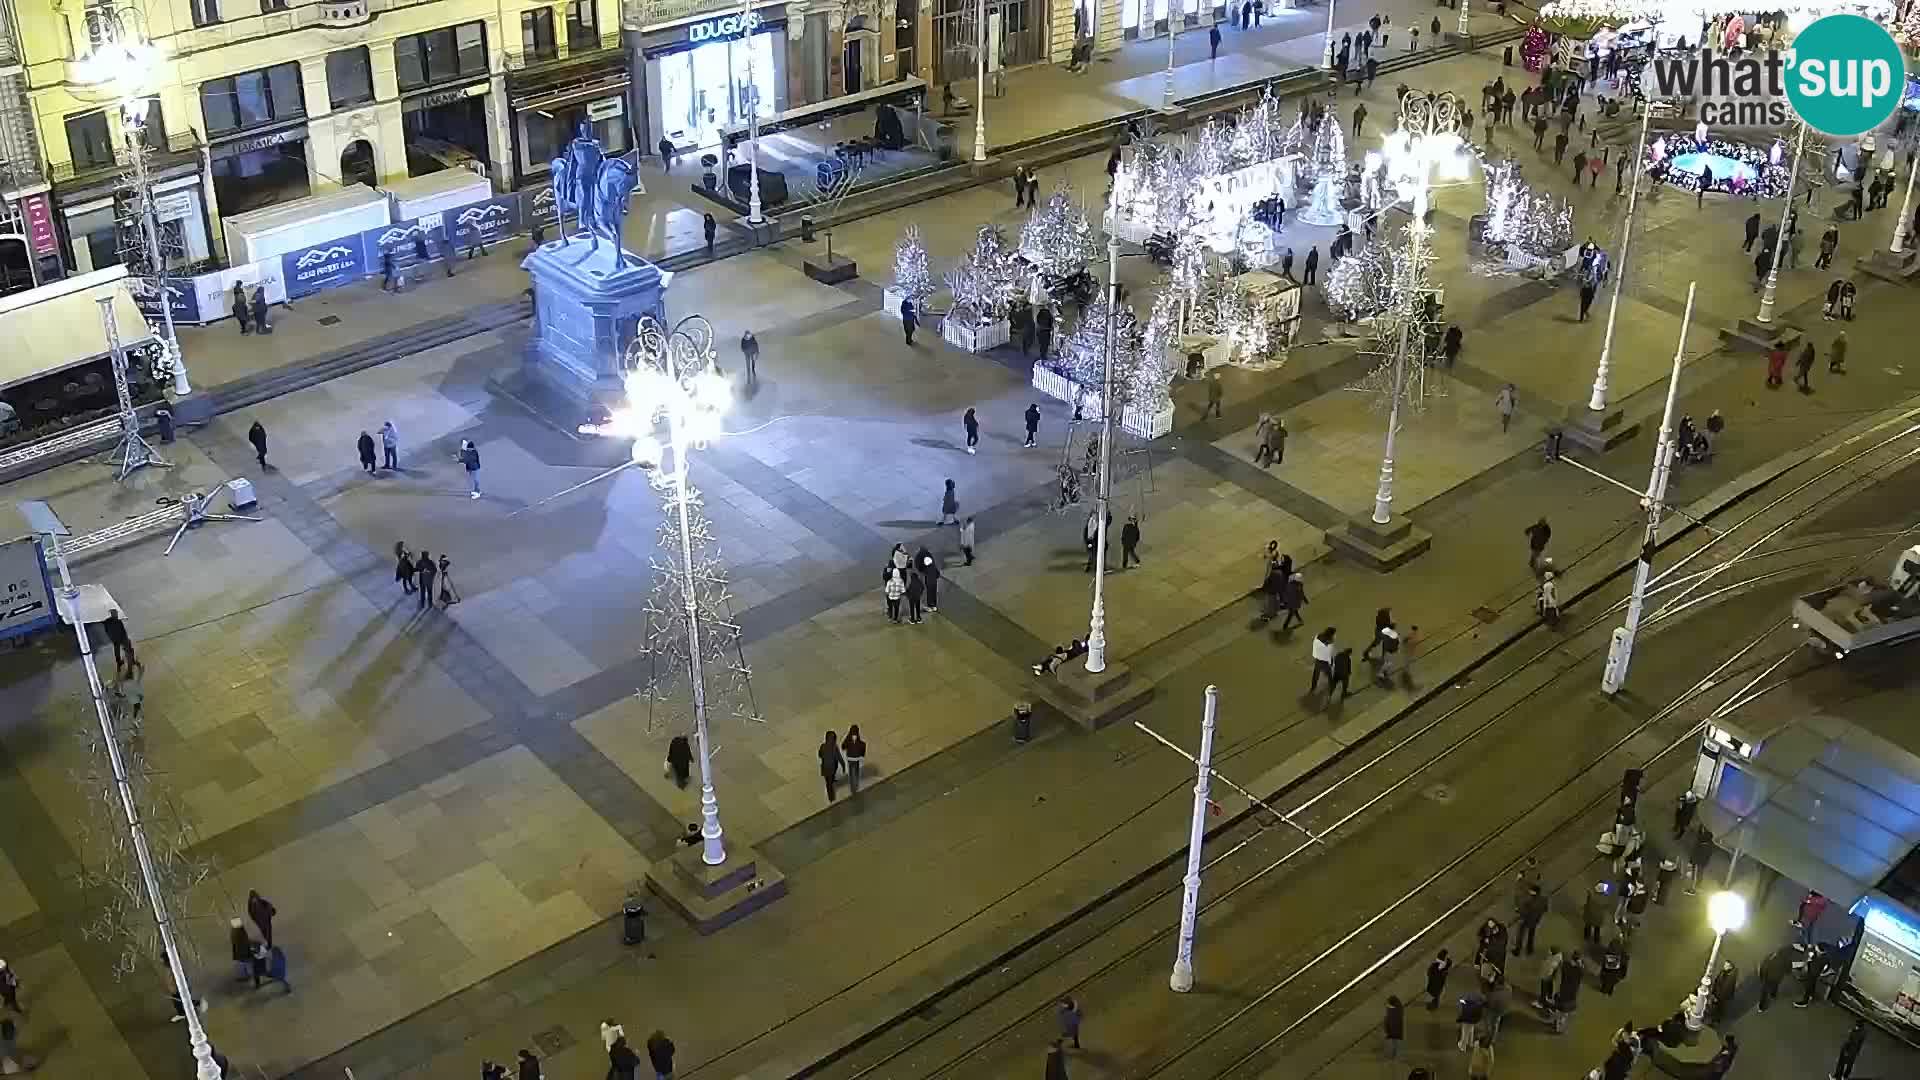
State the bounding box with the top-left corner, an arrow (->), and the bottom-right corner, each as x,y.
1361,607 -> 1393,662
901,297 -> 919,345
1817,225 -> 1840,270
381,249 -> 397,291
1572,149 -> 1588,185
1794,342 -> 1816,393
1252,413 -> 1274,464
883,565 -> 906,622
1263,416 -> 1287,466
1328,647 -> 1353,701
380,420 -> 399,470
819,730 -> 845,801
251,285 -> 270,333
436,554 -> 460,606
666,733 -> 692,789
232,281 -> 251,334
703,213 -> 717,252
1023,402 -> 1041,448
102,607 -> 135,673
1056,997 -> 1083,1048
1743,212 -> 1761,251
646,1029 -> 675,1079
1083,508 -> 1110,572
916,546 -> 941,610
248,940 -> 270,989
1120,514 -> 1142,568
1687,825 -> 1715,892
1456,991 -> 1484,1052
904,566 -> 925,623
608,1035 -> 641,1080
1554,130 -> 1569,164
1578,280 -> 1597,321
1308,626 -> 1337,692
1382,996 -> 1405,1059
1353,103 -> 1368,138
1840,278 -> 1856,320
1598,936 -> 1628,993
1514,885 -> 1547,955
414,550 -> 438,612
940,478 -> 959,525
1495,384 -> 1516,433
247,889 -> 277,948
960,517 -> 977,565
1832,1018 -> 1867,1079
1706,959 -> 1738,1026
459,439 -> 482,497
963,407 -> 980,454
1554,947 -> 1584,1020
1205,372 -> 1224,418
1535,946 -> 1564,1009
1537,571 -> 1561,625
740,330 -> 760,386
394,542 -> 416,595
1525,517 -> 1551,575
1444,325 -> 1463,367
1279,572 -> 1307,630
1766,344 -> 1788,388
518,1049 -> 543,1080
357,431 -> 377,473
1754,246 -> 1773,291
1533,115 -> 1549,150
248,420 -> 269,468
839,726 -> 867,795
1756,944 -> 1791,1011
1424,948 -> 1453,1009
1303,245 -> 1319,284
1829,330 -> 1848,373
1209,24 -> 1221,59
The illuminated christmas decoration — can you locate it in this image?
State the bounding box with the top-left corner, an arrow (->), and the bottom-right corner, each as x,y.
1645,135 -> 1794,200
1298,113 -> 1349,227
1323,235 -> 1397,323
1058,293 -> 1177,418
1515,191 -> 1576,260
1019,188 -> 1102,286
1349,222 -> 1446,412
891,224 -> 935,303
1521,24 -> 1552,71
945,226 -> 1022,326
1482,157 -> 1524,245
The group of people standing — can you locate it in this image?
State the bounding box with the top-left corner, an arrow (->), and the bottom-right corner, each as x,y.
882,542 -> 948,625
599,1020 -> 674,1080
229,282 -> 272,336
355,420 -> 402,474
395,542 -> 460,610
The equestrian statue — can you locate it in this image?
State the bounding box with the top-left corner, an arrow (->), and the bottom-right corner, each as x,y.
548,123 -> 640,268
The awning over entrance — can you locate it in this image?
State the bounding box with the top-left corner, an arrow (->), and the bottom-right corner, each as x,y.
0,267 -> 154,393
1703,713 -> 1920,910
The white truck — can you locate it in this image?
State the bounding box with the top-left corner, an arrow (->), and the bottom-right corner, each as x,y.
1791,545 -> 1920,657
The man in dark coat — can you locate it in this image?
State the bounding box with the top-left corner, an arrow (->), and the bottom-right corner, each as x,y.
251,286 -> 270,333
232,282 -> 251,334
1424,948 -> 1452,1009
1706,960 -> 1738,1026
248,420 -> 269,467
415,550 -> 437,612
1743,212 -> 1762,251
1513,885 -> 1548,955
357,431 -> 377,473
916,546 -> 942,611
645,1030 -> 675,1078
247,889 -> 277,948
1303,245 -> 1320,285
901,298 -> 918,346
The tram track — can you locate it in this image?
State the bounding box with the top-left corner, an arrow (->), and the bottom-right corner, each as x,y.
797,416 -> 1920,1080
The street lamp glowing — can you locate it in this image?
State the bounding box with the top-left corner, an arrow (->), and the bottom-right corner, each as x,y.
1708,891 -> 1747,934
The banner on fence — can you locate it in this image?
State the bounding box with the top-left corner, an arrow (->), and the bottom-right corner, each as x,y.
281,236 -> 370,298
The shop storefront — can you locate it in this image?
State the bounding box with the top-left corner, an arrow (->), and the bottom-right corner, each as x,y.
57,172 -> 215,278
636,5 -> 789,156
931,0 -> 1047,85
1848,892 -> 1920,1037
401,80 -> 495,178
506,58 -> 632,189
208,125 -> 313,219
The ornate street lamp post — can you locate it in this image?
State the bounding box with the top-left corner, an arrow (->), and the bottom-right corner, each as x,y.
1686,892 -> 1748,1031
1368,92 -> 1464,526
1756,122 -> 1808,325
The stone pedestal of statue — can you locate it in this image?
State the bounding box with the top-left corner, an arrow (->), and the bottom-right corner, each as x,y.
518,237 -> 670,405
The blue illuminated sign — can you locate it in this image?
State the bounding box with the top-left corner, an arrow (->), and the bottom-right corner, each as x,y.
688,11 -> 759,43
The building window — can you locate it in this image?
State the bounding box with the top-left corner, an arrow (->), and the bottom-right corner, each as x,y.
521,9 -> 557,62
567,0 -> 599,50
190,0 -> 222,27
395,21 -> 490,92
199,62 -> 307,137
66,110 -> 114,170
327,47 -> 375,109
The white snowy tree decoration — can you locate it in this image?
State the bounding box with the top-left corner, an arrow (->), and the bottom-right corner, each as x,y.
891,224 -> 935,302
1019,188 -> 1102,285
945,225 -> 1021,326
1322,235 -> 1396,323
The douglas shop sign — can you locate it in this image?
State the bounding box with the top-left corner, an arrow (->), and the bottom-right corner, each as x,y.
688,11 -> 759,42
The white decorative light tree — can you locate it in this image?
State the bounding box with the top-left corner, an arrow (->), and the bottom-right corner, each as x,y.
946,225 -> 1021,328
887,224 -> 936,315
1019,188 -> 1102,290
1299,113 -> 1349,227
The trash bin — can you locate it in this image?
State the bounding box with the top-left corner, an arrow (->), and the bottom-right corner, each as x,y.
1012,702 -> 1033,743
801,215 -> 816,242
622,895 -> 646,944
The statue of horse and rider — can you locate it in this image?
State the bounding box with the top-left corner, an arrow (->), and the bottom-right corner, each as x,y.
549,123 -> 641,267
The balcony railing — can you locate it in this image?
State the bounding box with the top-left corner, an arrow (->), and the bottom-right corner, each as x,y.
50,129 -> 200,184
503,30 -> 621,73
